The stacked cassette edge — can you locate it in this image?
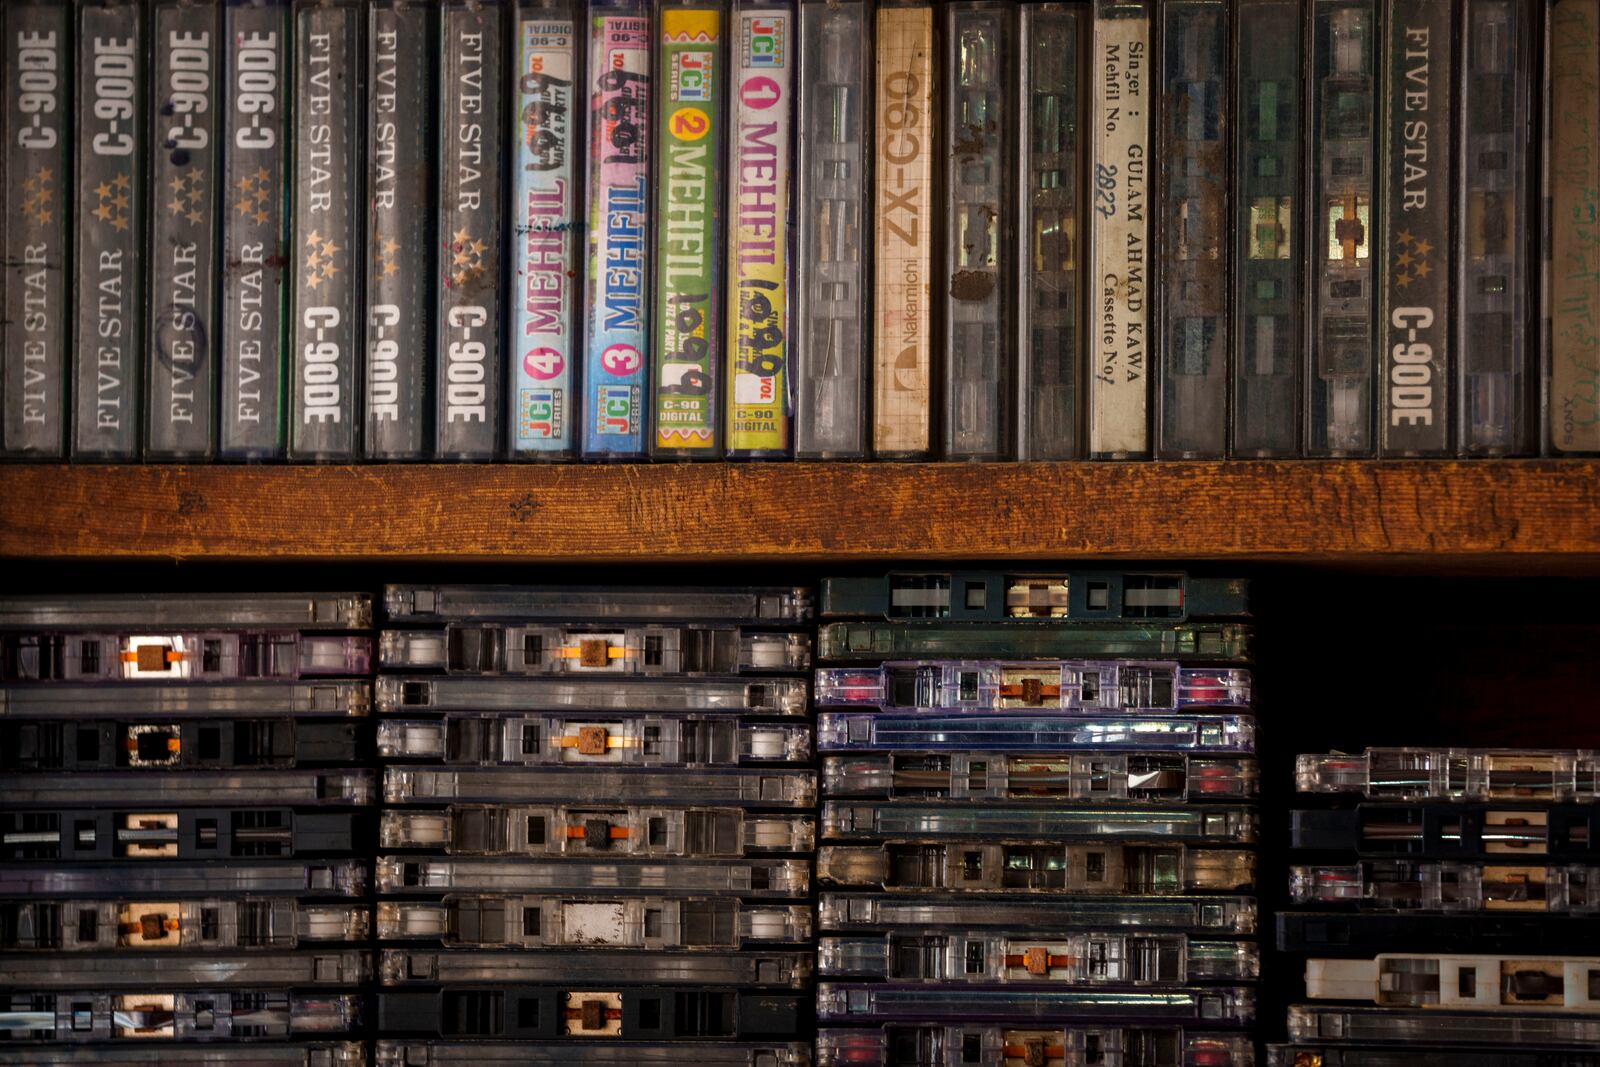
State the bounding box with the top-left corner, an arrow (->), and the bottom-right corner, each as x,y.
812,570 -> 1260,1067
1274,745 -> 1600,1067
0,593 -> 377,1067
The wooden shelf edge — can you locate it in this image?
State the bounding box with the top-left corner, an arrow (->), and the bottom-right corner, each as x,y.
1,461 -> 1597,566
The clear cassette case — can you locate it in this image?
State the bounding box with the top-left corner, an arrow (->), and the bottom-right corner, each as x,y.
1,769 -> 374,807
817,842 -> 1255,893
819,931 -> 1259,984
378,715 -> 811,767
0,682 -> 371,719
1,950 -> 370,989
2,809 -> 362,863
0,1045 -> 365,1066
1290,860 -> 1600,913
379,948 -> 811,987
383,585 -> 813,623
820,572 -> 1252,622
378,896 -> 812,948
824,753 -> 1258,801
1297,748 -> 1600,801
379,806 -> 813,856
0,992 -> 362,1042
1269,1047 -> 1600,1067
375,676 -> 808,716
0,860 -> 368,898
384,766 -> 816,807
1,898 -> 369,951
379,625 -> 810,675
818,712 -> 1256,754
816,983 -> 1256,1025
0,632 -> 372,682
1306,954 -> 1600,1012
377,857 -> 810,898
816,1026 -> 1255,1067
818,893 -> 1259,935
1292,803 -> 1600,860
819,622 -> 1254,664
0,594 -> 373,631
1288,1003 -> 1600,1047
375,1042 -> 814,1067
4,717 -> 365,772
815,661 -> 1251,711
821,802 -> 1257,843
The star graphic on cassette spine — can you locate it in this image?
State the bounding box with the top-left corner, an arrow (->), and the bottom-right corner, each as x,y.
304,230 -> 344,291
21,170 -> 57,226
91,172 -> 133,231
1392,227 -> 1430,289
377,237 -> 402,278
448,228 -> 487,288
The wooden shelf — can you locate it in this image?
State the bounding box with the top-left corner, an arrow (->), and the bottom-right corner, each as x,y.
1,461 -> 1597,567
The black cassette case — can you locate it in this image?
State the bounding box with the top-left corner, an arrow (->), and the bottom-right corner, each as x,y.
366,0 -> 434,460
290,0 -> 364,460
220,0 -> 291,460
73,0 -> 145,460
146,0 -> 221,460
3,1 -> 71,458
435,0 -> 506,459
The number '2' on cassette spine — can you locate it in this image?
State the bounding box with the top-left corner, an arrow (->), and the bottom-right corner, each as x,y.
74,1 -> 144,461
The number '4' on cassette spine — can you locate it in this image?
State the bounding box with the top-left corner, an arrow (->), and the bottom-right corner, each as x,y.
74,1 -> 144,461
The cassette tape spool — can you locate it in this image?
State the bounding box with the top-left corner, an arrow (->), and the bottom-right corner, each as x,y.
380,624 -> 811,675
818,842 -> 1255,894
2,809 -> 365,863
1289,860 -> 1600,913
0,860 -> 369,899
383,585 -> 814,623
377,675 -> 808,716
816,1026 -> 1256,1067
1278,911 -> 1600,956
818,623 -> 1254,665
0,949 -> 372,990
0,593 -> 374,631
0,769 -> 375,808
815,661 -> 1252,712
821,803 -> 1258,844
380,948 -> 812,988
379,715 -> 812,767
385,767 -> 817,808
374,1042 -> 815,1067
820,573 -> 1252,622
1297,748 -> 1600,802
377,896 -> 813,948
816,983 -> 1257,1026
1287,1003 -> 1600,1048
0,632 -> 373,682
1268,1047 -> 1600,1067
819,931 -> 1259,984
0,898 -> 369,951
0,1046 -> 366,1066
4,718 -> 366,772
0,991 -> 364,1042
1291,804 -> 1600,861
824,754 -> 1259,802
818,713 -> 1257,754
377,857 -> 811,898
819,893 -> 1259,936
1306,954 -> 1600,1013
380,806 -> 814,856
0,681 -> 372,719
377,986 -> 806,1039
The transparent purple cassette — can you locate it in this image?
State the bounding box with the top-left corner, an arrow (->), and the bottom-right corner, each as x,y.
819,712 -> 1255,754
824,753 -> 1257,801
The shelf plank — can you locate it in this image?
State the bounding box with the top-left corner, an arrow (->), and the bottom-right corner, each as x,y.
1,461 -> 1597,566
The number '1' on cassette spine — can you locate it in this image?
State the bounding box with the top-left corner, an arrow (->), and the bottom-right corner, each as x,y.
74,1 -> 144,461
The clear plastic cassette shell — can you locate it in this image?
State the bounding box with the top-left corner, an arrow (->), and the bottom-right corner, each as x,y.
1297,748 -> 1600,802
1268,1046 -> 1600,1067
1,898 -> 369,951
0,1044 -> 366,1067
385,767 -> 817,808
375,1042 -> 814,1067
380,806 -> 814,857
1,769 -> 375,808
377,857 -> 810,898
816,983 -> 1256,1026
379,715 -> 811,767
1287,1003 -> 1600,1048
383,585 -> 813,624
0,681 -> 372,719
1290,860 -> 1600,914
820,573 -> 1253,622
0,949 -> 371,990
818,842 -> 1255,894
0,593 -> 374,631
0,861 -> 368,899
379,625 -> 811,675
819,893 -> 1259,935
376,675 -> 808,716
1306,954 -> 1600,1013
1,633 -> 373,682
819,622 -> 1254,664
378,896 -> 812,948
816,661 -> 1251,712
4,717 -> 365,773
819,713 -> 1256,754
380,948 -> 812,988
822,802 -> 1258,844
825,754 -> 1259,802
3,809 -> 362,863
820,931 -> 1259,984
816,1026 -> 1256,1067
0,991 -> 362,1041
377,985 -> 806,1039
1291,804 -> 1600,861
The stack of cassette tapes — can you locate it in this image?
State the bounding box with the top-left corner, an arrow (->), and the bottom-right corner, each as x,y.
0,592 -> 376,1067
1274,746 -> 1600,1066
812,570 -> 1260,1067
370,583 -> 818,1066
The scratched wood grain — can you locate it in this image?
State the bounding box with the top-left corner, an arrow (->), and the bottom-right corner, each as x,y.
0,462 -> 1596,564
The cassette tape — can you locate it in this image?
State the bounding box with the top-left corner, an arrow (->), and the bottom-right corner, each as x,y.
0,632 -> 372,683
0,991 -> 362,1042
377,857 -> 810,898
816,983 -> 1256,1026
379,715 -> 811,767
816,662 -> 1251,712
2,809 -> 364,862
1291,804 -> 1600,861
378,896 -> 812,948
1278,912 -> 1600,956
4,718 -> 366,772
818,842 -> 1255,894
1306,954 -> 1600,1013
821,573 -> 1252,622
385,767 -> 816,807
0,681 -> 371,719
1290,860 -> 1600,913
1269,1047 -> 1600,1067
380,948 -> 811,987
379,805 -> 814,856
820,931 -> 1258,984
0,1045 -> 366,1067
383,585 -> 813,624
819,623 -> 1254,665
378,987 -> 806,1039
380,625 -> 811,675
818,713 -> 1256,754
1,898 -> 369,951
1297,748 -> 1600,802
0,594 -> 373,631
817,1026 -> 1256,1067
376,1042 -> 814,1067
825,754 -> 1259,802
376,676 -> 808,716
1287,1003 -> 1600,1048
1,769 -> 374,808
0,950 -> 371,990
822,803 -> 1258,844
819,893 -> 1258,936
0,860 -> 368,899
